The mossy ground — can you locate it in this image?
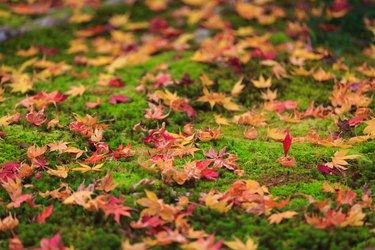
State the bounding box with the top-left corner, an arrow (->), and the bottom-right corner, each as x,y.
0,1 -> 374,250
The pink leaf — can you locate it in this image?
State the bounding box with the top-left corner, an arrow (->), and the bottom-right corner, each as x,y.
108,95 -> 130,104
38,204 -> 54,224
283,129 -> 292,156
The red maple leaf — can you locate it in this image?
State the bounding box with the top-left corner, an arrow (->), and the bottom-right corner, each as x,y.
316,164 -> 339,175
282,129 -> 292,156
98,194 -> 132,224
24,109 -> 48,126
38,204 -> 54,224
108,78 -> 125,88
84,152 -> 104,163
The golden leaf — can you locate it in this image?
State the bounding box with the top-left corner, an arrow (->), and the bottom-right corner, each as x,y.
252,75 -> 272,88
268,211 -> 297,224
231,77 -> 245,97
65,85 -> 86,97
214,114 -> 230,126
47,166 -> 69,178
204,190 -> 232,213
225,236 -> 258,250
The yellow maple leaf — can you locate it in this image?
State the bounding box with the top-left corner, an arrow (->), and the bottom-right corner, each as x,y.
224,236 -> 258,250
196,88 -> 225,109
65,85 -> 86,97
341,204 -> 366,227
225,236 -> 258,250
199,74 -> 213,87
7,74 -> 33,93
16,46 -> 39,57
267,128 -> 286,141
261,88 -> 277,101
268,211 -> 297,224
72,162 -> 104,173
204,190 -> 232,213
145,0 -> 168,11
292,49 -> 323,61
252,75 -> 272,88
231,77 -> 245,97
363,117 -> 375,136
109,14 -> 129,27
47,166 -> 69,179
69,9 -> 92,24
0,115 -> 12,127
312,68 -> 334,82
326,150 -> 360,171
214,114 -> 230,126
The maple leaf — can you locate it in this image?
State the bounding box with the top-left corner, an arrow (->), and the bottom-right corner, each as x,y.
225,236 -> 258,250
97,194 -> 132,224
108,95 -> 130,104
363,117 -> 375,136
7,74 -> 33,93
214,114 -> 230,125
108,78 -> 126,88
24,109 -> 48,126
122,240 -> 149,250
317,164 -> 339,176
200,74 -> 213,86
170,143 -> 200,158
1,178 -> 34,208
335,189 -> 357,206
0,213 -> 19,232
231,77 -> 245,97
204,190 -> 232,213
48,141 -> 70,154
244,127 -> 257,140
65,146 -> 85,159
27,144 -> 48,168
96,171 -> 118,192
197,128 -> 221,142
86,98 -> 102,108
325,150 -> 360,171
69,9 -> 92,24
90,128 -> 103,143
196,88 -> 225,109
145,103 -> 169,120
72,162 -> 104,173
37,205 -> 54,224
47,166 -> 69,179
268,211 -> 297,224
182,234 -> 222,250
112,143 -> 135,160
0,162 -> 20,182
85,152 -> 105,163
65,85 -> 86,97
16,46 -> 39,57
9,236 -> 24,250
34,231 -> 65,250
63,190 -> 93,207
282,129 -> 292,156
312,68 -> 334,82
203,147 -> 239,170
252,75 -> 272,88
340,204 -> 366,227
137,190 -> 177,222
